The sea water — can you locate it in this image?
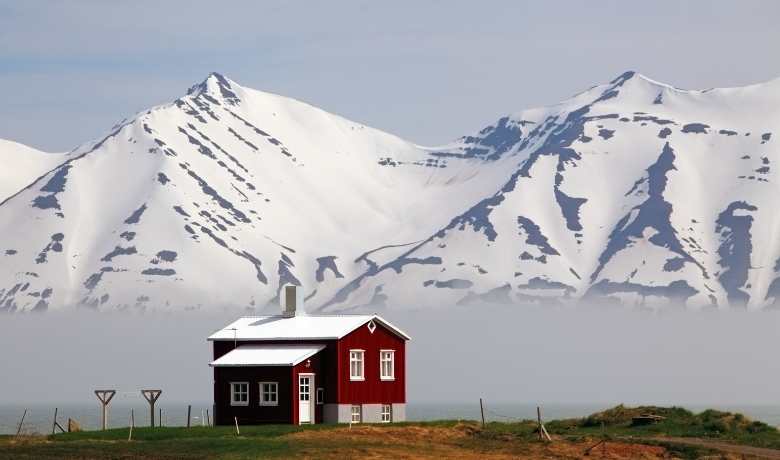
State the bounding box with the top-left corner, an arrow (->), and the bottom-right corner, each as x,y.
3,402 -> 780,435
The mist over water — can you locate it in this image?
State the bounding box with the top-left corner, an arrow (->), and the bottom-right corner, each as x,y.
1,303 -> 779,433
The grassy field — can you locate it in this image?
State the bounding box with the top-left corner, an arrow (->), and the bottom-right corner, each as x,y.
1,406 -> 778,459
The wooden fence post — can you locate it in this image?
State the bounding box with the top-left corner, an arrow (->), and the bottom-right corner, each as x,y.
51,408 -> 58,435
187,405 -> 191,428
537,406 -> 543,441
16,409 -> 27,436
537,406 -> 551,442
128,409 -> 134,441
141,389 -> 162,428
206,409 -> 211,427
50,408 -> 65,435
94,390 -> 116,430
479,398 -> 485,428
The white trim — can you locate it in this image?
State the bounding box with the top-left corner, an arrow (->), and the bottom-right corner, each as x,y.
230,381 -> 249,406
379,349 -> 395,381
349,349 -> 365,381
368,316 -> 411,341
381,404 -> 392,423
258,382 -> 278,406
298,373 -> 315,425
316,387 -> 324,405
350,404 -> 362,423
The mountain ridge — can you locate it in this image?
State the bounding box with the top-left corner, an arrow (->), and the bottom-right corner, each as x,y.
0,71 -> 778,312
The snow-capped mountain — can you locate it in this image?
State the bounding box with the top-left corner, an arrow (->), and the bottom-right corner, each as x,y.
0,139 -> 68,202
1,71 -> 778,312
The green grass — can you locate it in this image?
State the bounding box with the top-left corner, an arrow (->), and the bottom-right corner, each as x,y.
1,407 -> 778,459
0,421 -> 466,460
1,425 -> 349,459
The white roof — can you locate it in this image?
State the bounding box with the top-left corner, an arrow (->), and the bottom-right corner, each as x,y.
207,314 -> 410,341
209,344 -> 325,367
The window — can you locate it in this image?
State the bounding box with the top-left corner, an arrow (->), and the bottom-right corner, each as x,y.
351,405 -> 362,423
316,387 -> 324,405
299,377 -> 310,401
380,350 -> 395,380
230,382 -> 248,406
381,404 -> 392,423
349,350 -> 364,380
259,382 -> 278,406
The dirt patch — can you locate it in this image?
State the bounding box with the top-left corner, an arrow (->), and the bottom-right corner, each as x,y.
651,436 -> 780,459
286,424 -> 674,459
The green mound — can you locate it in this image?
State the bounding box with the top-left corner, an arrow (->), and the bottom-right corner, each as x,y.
578,404 -> 773,435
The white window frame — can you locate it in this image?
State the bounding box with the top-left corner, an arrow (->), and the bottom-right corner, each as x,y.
349,349 -> 365,381
380,349 -> 395,381
381,404 -> 392,423
351,404 -> 362,423
230,381 -> 249,406
316,387 -> 324,405
259,382 -> 278,406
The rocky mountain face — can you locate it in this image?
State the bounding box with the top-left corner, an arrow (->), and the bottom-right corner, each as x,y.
1,71 -> 778,312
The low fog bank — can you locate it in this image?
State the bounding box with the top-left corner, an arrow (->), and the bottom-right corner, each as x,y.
1,304 -> 778,407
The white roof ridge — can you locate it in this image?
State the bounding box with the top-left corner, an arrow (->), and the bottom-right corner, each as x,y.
207,313 -> 410,342
237,313 -> 376,318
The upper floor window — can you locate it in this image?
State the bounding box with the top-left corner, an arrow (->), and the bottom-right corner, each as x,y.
230,382 -> 249,406
380,350 -> 395,380
350,349 -> 364,380
259,382 -> 278,406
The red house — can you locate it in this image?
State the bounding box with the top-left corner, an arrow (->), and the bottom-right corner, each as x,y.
208,286 -> 410,425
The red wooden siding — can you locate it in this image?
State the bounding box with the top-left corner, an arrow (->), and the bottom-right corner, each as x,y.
336,320 -> 406,404
291,351 -> 324,424
211,317 -> 408,425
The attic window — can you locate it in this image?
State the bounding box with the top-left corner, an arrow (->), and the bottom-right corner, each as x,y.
367,320 -> 376,334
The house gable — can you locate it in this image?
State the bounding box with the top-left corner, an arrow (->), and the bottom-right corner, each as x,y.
336,319 -> 406,404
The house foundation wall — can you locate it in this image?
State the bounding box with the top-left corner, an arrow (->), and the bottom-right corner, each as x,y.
322,403 -> 406,423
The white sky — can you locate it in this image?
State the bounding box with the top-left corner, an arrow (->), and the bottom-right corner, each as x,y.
1,0 -> 779,151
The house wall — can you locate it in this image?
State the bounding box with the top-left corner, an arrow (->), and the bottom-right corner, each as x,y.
321,403 -> 407,423
291,351 -> 324,424
211,318 -> 408,424
336,321 -> 406,405
214,339 -> 339,401
213,366 -> 293,425
212,344 -> 330,425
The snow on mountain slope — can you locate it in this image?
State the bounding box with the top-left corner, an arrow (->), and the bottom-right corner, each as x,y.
0,139 -> 68,202
318,72 -> 780,311
1,71 -> 779,312
0,73 -> 509,311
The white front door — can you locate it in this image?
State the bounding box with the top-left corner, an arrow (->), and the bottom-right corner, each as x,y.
298,374 -> 313,424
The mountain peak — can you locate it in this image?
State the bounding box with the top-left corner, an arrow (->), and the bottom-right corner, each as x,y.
610,70 -> 638,84
608,70 -> 675,88
186,72 -> 241,105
